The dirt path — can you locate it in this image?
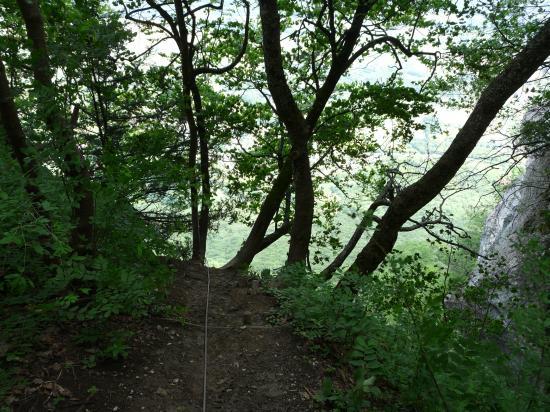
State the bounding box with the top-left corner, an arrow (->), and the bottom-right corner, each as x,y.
18,262 -> 323,411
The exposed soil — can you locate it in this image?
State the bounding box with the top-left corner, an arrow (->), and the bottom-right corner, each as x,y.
10,262 -> 324,411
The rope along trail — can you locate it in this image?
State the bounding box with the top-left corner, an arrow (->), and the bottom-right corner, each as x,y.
202,263 -> 211,412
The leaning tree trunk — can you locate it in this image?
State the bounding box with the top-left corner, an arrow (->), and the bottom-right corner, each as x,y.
345,20 -> 550,279
0,57 -> 60,266
225,0 -> 384,269
259,0 -> 314,264
321,198 -> 389,278
222,159 -> 293,269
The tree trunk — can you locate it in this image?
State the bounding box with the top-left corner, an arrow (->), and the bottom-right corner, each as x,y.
222,159 -> 293,269
172,0 -> 210,263
259,221 -> 292,251
287,145 -> 314,263
258,0 -> 375,265
172,1 -> 201,261
0,58 -> 49,220
17,0 -> 95,255
0,57 -> 60,266
345,20 -> 550,278
184,93 -> 201,261
191,82 -> 210,261
259,0 -> 313,264
0,58 -> 45,207
321,199 -> 389,278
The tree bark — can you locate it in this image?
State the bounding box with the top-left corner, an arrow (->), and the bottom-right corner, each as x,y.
171,0 -> 203,261
346,20 -> 550,278
186,100 -> 201,261
259,0 -> 312,263
0,57 -> 60,266
0,57 -> 48,212
321,199 -> 389,278
170,0 -> 219,263
259,221 -> 292,251
17,0 -> 95,255
222,158 -> 293,269
286,145 -> 314,263
191,82 -> 210,261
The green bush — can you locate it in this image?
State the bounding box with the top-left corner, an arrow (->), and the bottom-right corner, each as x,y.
0,151 -> 178,401
272,247 -> 548,411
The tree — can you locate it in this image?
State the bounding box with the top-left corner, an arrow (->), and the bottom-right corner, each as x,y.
226,0 -> 447,268
16,0 -> 96,254
0,58 -> 46,210
334,19 -> 550,281
123,0 -> 250,263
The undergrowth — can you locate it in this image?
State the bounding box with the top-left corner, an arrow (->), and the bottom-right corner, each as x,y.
0,157 -> 184,405
267,244 -> 548,411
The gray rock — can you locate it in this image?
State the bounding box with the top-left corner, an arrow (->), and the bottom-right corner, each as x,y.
471,149 -> 549,317
156,387 -> 169,397
259,383 -> 286,398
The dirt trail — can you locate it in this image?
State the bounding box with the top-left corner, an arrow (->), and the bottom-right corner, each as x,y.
22,262 -> 323,411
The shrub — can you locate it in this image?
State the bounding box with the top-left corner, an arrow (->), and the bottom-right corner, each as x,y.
272,248 -> 548,411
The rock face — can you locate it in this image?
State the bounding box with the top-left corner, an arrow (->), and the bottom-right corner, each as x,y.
470,149 -> 549,316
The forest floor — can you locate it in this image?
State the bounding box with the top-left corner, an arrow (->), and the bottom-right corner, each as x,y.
11,262 -> 324,411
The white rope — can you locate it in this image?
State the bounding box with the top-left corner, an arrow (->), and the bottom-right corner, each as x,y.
202,261 -> 211,412
183,321 -> 287,330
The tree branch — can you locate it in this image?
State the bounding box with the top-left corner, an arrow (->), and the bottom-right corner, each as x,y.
305,0 -> 376,129
259,0 -> 307,140
346,19 -> 550,278
194,1 -> 250,76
